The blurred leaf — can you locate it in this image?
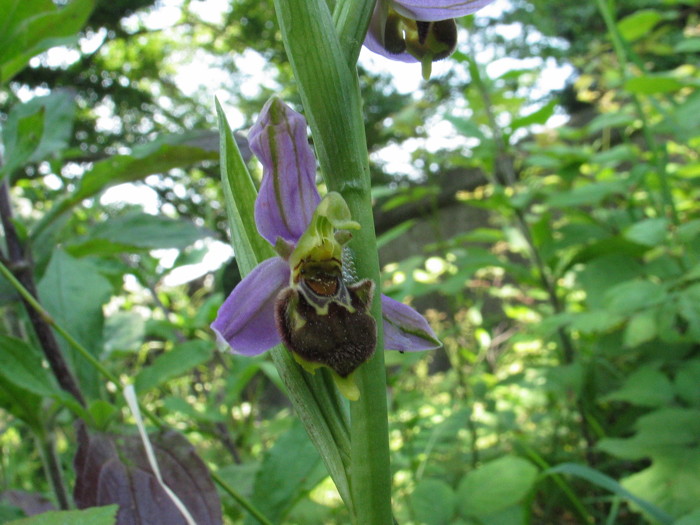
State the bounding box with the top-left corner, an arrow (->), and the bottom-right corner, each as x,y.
73,424 -> 222,525
603,280 -> 667,315
624,218 -> 669,247
0,107 -> 44,179
586,112 -> 636,135
134,340 -> 213,393
87,400 -> 119,432
37,249 -> 112,398
5,505 -> 117,525
624,75 -> 687,94
0,377 -> 43,429
70,212 -> 210,253
674,38 -> 700,53
674,359 -> 700,406
546,180 -> 627,208
617,9 -> 663,41
245,422 -> 325,525
0,503 -> 25,522
0,335 -> 61,397
32,132 -> 219,238
623,450 -> 700,520
0,0 -> 94,84
509,100 -> 557,131
456,456 -> 538,518
445,114 -> 486,140
602,365 -> 674,407
103,312 -> 146,354
623,310 -> 659,347
411,479 -> 455,525
544,463 -> 674,524
675,509 -> 700,525
0,490 -> 54,518
598,408 -> 700,460
376,219 -> 416,249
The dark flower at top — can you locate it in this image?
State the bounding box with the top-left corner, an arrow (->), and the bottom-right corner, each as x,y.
211,97 -> 440,399
364,0 -> 495,78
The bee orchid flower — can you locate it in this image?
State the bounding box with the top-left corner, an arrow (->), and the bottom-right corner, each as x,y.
211,97 -> 440,400
364,0 -> 495,78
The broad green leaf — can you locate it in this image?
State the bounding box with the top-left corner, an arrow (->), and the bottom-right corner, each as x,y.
624,218 -> 669,247
544,463 -> 674,524
510,100 -> 557,131
617,9 -> 663,41
586,112 -> 636,135
37,249 -> 112,398
675,509 -> 700,525
0,335 -> 61,398
134,340 -> 213,393
0,0 -> 95,84
0,371 -> 44,429
411,479 -> 456,525
31,131 -> 219,238
0,106 -> 44,179
445,114 -> 487,140
590,144 -> 638,166
546,180 -> 627,208
603,280 -> 667,315
623,309 -> 659,348
674,359 -> 700,406
677,283 -> 700,339
5,505 -> 117,525
624,75 -> 686,94
68,212 -> 210,254
456,456 -> 538,518
103,311 -> 145,354
245,422 -> 326,525
674,38 -> 700,53
623,450 -> 700,520
602,365 -> 674,407
598,408 -> 700,460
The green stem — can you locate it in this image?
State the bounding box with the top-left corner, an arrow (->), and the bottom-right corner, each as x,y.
272,0 -> 392,523
333,0 -> 377,65
210,470 -> 274,525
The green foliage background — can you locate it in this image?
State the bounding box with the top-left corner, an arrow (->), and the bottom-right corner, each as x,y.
1,0 -> 699,523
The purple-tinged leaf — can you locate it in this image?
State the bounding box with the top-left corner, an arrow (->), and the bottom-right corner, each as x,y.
73,423 -> 222,525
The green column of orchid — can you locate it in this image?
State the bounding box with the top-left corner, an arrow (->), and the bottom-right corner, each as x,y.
272,0 -> 393,524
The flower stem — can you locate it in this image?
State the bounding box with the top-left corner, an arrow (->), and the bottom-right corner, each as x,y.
272,1 -> 393,523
